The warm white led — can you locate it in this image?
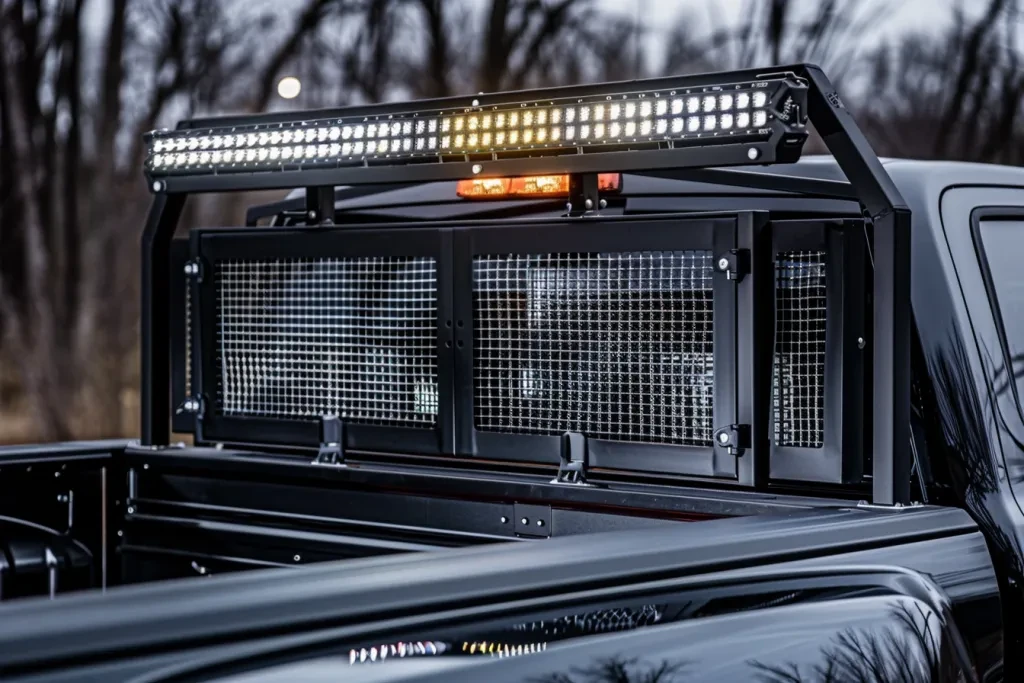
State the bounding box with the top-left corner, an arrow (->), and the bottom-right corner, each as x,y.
610,103 -> 621,120
454,133 -> 465,148
564,107 -> 575,123
672,99 -> 684,115
641,101 -> 653,118
656,99 -> 668,117
549,126 -> 560,141
625,121 -> 636,137
672,118 -> 684,134
580,124 -> 590,139
509,112 -> 519,127
625,102 -> 636,118
495,113 -> 506,128
551,109 -> 561,124
686,116 -> 700,133
720,113 -> 734,130
703,115 -> 716,131
537,109 -> 548,125
495,131 -> 506,145
736,92 -> 751,109
565,126 -> 575,140
469,133 -> 479,147
482,132 -> 492,146
656,119 -> 668,135
454,117 -> 465,132
640,120 -> 652,135
353,141 -> 365,155
579,106 -> 590,122
594,123 -> 605,138
366,140 -> 377,154
736,112 -> 751,128
593,104 -> 605,120
427,136 -> 437,149
523,111 -> 534,127
509,130 -> 519,144
752,91 -> 768,108
753,110 -> 768,127
610,122 -> 621,138
523,129 -> 533,144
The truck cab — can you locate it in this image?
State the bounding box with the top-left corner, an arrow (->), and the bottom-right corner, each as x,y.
0,65 -> 1021,682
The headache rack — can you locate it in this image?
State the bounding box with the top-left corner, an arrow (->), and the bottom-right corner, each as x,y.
144,64 -> 911,505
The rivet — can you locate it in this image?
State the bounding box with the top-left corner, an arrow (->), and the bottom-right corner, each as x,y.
718,257 -> 730,271
584,198 -> 594,210
472,164 -> 483,175
536,519 -> 545,527
717,431 -> 730,444
152,180 -> 164,192
471,98 -> 480,107
500,516 -> 508,524
117,530 -> 123,537
144,464 -> 150,470
293,554 -> 301,562
599,199 -> 607,209
521,517 -> 529,525
747,148 -> 760,161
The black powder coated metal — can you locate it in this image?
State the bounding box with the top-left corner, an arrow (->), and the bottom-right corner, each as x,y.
169,238 -> 192,434
138,63 -> 910,504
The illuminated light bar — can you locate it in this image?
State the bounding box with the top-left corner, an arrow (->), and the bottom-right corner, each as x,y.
145,72 -> 807,180
456,172 -> 621,199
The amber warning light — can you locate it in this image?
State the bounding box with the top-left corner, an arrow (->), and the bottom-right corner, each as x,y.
457,173 -> 620,199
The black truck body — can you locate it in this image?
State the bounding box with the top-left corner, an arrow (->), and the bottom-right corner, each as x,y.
0,65 -> 1022,682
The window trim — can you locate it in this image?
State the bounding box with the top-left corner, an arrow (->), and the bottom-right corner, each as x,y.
970,207 -> 1024,420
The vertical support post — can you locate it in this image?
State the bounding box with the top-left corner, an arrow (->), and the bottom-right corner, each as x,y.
802,65 -> 911,505
305,186 -> 335,225
140,191 -> 186,447
567,173 -> 599,215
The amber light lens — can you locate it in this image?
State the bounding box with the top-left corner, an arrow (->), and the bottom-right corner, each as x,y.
457,173 -> 620,199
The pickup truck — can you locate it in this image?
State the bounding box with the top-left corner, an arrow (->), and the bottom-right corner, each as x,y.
0,64 -> 1020,682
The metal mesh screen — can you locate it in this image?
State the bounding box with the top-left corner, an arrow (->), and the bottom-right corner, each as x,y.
473,251 -> 715,446
773,251 -> 827,447
215,257 -> 439,426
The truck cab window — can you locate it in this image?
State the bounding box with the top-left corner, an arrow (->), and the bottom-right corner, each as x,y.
977,219 -> 1024,415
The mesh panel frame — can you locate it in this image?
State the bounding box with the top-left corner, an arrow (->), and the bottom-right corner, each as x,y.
472,251 -> 715,447
773,250 -> 827,448
214,256 -> 440,427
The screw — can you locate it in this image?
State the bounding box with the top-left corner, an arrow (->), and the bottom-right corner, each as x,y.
598,199 -> 607,209
307,210 -> 318,220
857,337 -> 866,349
472,164 -> 483,175
117,530 -> 123,537
747,148 -> 760,161
718,257 -> 730,271
144,463 -> 150,470
536,519 -> 545,527
717,431 -> 730,444
54,471 -> 60,478
471,98 -> 480,107
500,516 -> 508,524
584,198 -> 594,210
152,180 -> 164,192
293,554 -> 301,562
127,506 -> 135,514
521,517 -> 529,525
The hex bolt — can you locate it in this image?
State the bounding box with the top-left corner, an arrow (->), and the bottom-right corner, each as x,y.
717,431 -> 730,445
718,257 -> 730,271
747,148 -> 761,161
307,210 -> 318,221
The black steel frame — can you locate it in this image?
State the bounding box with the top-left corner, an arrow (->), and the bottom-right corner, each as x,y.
192,226 -> 456,454
169,238 -> 193,434
451,214 -> 753,481
141,63 -> 911,505
768,219 -> 866,484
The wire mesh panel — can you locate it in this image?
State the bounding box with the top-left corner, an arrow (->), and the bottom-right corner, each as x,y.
214,256 -> 439,427
773,251 -> 827,448
473,251 -> 715,446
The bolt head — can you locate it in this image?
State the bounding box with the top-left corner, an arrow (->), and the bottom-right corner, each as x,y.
718,257 -> 730,271
117,530 -> 123,537
584,198 -> 594,210
536,519 -> 544,527
127,506 -> 135,514
293,554 -> 301,562
598,199 -> 608,209
857,337 -> 866,349
747,148 -> 760,161
500,516 -> 508,524
471,98 -> 480,107
152,180 -> 164,192
521,517 -> 529,525
717,431 -> 730,444
472,164 -> 483,175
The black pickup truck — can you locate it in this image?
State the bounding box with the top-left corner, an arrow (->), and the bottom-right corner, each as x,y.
0,64 -> 1021,682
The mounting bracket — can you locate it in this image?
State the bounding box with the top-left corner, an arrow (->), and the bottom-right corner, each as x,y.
312,415 -> 345,466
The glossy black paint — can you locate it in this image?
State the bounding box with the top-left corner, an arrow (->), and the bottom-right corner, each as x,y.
0,504 -> 992,681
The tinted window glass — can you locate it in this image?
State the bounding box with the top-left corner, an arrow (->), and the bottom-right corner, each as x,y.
978,219 -> 1024,412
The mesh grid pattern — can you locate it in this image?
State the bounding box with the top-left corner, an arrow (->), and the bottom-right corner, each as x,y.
215,257 -> 439,426
473,251 -> 714,446
773,251 -> 827,447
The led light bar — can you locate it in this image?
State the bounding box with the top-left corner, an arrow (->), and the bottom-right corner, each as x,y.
145,72 -> 807,182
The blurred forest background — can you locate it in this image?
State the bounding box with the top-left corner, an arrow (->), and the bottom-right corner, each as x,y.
0,0 -> 1022,443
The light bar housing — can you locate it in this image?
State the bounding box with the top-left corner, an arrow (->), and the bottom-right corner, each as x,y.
145,72 -> 808,191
